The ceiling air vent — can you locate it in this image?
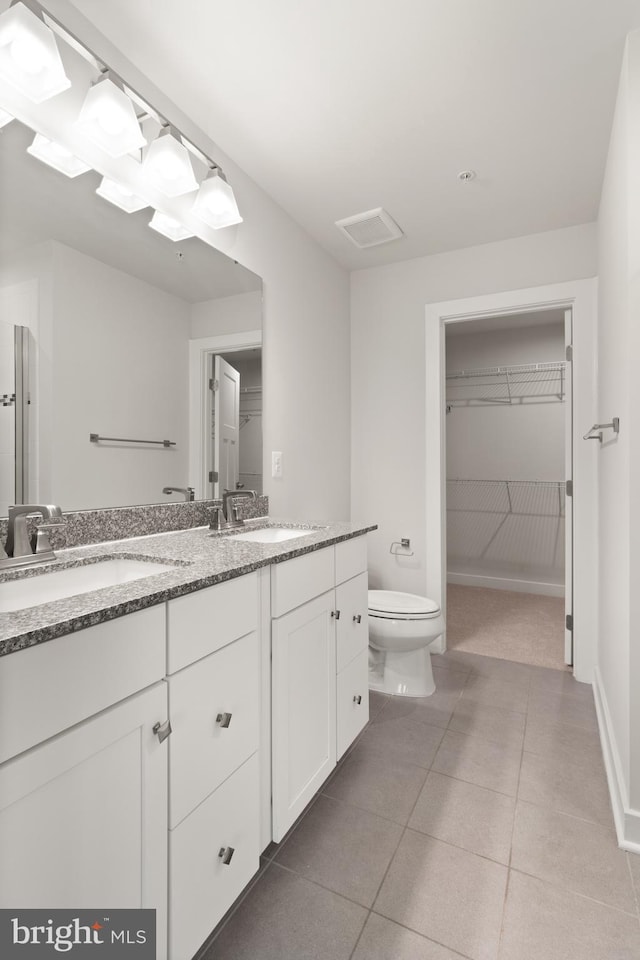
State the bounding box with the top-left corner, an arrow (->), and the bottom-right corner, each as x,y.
335,207 -> 403,249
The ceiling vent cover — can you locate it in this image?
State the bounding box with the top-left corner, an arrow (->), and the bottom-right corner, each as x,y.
335,207 -> 403,248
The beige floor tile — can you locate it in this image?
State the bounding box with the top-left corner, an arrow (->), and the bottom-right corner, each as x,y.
499,870 -> 640,960
356,715 -> 445,768
274,795 -> 403,907
523,714 -> 603,766
205,863 -> 367,960
449,699 -> 526,748
409,771 -> 515,863
462,675 -> 529,714
432,664 -> 470,695
374,691 -> 459,730
322,744 -> 428,824
352,914 -> 463,960
375,830 -> 507,960
527,687 -> 598,731
511,800 -> 636,913
628,851 -> 640,909
518,750 -> 614,827
432,729 -> 522,796
529,667 -> 594,700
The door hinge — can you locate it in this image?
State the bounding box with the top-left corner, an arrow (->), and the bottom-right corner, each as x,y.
209,378 -> 219,392
565,344 -> 573,362
566,614 -> 573,632
566,480 -> 573,497
209,470 -> 218,483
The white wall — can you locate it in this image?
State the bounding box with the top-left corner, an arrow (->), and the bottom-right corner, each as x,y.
351,223 -> 597,594
42,0 -> 352,523
190,291 -> 262,341
595,30 -> 640,849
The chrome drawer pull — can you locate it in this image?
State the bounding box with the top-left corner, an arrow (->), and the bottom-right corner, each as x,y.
216,712 -> 233,728
331,609 -> 341,620
152,720 -> 172,743
218,846 -> 235,865
353,614 -> 362,623
353,694 -> 362,705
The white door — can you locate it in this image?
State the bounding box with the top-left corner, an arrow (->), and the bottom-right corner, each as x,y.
564,309 -> 574,665
209,355 -> 240,498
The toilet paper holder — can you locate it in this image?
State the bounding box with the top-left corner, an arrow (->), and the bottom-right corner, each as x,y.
390,538 -> 414,556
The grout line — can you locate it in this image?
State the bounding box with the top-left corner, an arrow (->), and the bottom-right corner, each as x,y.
625,853 -> 640,918
508,866 -> 640,919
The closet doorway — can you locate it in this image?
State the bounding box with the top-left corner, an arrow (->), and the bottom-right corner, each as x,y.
443,309 -> 571,670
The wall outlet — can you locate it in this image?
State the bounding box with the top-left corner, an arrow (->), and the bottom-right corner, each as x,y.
271,451 -> 283,478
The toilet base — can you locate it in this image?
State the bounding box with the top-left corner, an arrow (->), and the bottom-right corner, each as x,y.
368,646 -> 435,698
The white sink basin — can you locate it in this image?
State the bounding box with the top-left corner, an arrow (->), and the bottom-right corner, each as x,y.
0,558 -> 176,613
227,527 -> 314,544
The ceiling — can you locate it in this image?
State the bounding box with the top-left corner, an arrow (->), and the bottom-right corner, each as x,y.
68,0 -> 640,271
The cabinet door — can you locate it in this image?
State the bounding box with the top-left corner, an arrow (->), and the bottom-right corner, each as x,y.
168,631 -> 260,828
0,682 -> 168,959
337,649 -> 369,760
169,753 -> 259,960
335,572 -> 369,673
272,591 -> 336,841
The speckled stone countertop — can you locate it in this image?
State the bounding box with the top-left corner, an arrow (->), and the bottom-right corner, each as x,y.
0,518 -> 376,657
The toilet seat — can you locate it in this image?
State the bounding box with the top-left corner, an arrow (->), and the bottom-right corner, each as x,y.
368,589 -> 440,620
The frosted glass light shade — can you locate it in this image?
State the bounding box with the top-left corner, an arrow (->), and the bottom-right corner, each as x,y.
0,2 -> 71,103
0,107 -> 13,127
149,211 -> 193,241
77,78 -> 146,158
192,170 -> 242,229
27,132 -> 91,177
142,133 -> 198,197
96,177 -> 148,213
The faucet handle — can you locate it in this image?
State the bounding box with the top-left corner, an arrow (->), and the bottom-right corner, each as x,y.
32,526 -> 54,555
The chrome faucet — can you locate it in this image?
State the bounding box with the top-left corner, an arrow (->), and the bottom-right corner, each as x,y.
162,486 -> 195,502
2,504 -> 63,569
221,490 -> 257,525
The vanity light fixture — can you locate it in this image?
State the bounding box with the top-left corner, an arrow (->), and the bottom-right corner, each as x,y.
149,210 -> 194,242
26,131 -> 91,176
142,128 -> 198,197
96,176 -> 148,213
76,73 -> 146,158
192,167 -> 242,230
0,106 -> 13,126
0,1 -> 70,103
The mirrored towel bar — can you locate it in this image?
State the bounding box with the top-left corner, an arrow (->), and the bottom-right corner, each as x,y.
90,433 -> 176,447
583,418 -> 620,442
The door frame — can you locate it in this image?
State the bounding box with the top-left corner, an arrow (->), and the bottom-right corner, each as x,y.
188,329 -> 262,500
425,279 -> 597,683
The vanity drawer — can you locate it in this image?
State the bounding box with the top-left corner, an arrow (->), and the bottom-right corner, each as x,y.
336,648 -> 369,760
270,546 -> 334,617
169,753 -> 260,960
168,631 -> 260,828
335,535 -> 368,585
0,605 -> 166,764
335,572 -> 369,673
167,572 -> 258,673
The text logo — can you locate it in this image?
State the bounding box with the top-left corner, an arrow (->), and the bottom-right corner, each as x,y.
0,910 -> 155,957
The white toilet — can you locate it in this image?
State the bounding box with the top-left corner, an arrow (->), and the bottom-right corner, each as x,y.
368,590 -> 445,697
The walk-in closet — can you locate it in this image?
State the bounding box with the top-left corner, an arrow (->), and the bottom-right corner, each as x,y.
444,310 -> 568,669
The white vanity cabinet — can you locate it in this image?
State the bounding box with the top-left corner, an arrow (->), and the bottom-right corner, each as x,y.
0,606 -> 169,959
165,573 -> 261,960
271,536 -> 369,841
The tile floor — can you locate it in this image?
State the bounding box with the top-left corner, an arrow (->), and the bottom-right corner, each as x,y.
200,651 -> 640,960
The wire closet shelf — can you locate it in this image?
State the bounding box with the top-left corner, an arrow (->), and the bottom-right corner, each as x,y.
446,479 -> 566,518
446,361 -> 566,407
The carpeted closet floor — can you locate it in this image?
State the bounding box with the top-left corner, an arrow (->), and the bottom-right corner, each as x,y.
446,583 -> 567,671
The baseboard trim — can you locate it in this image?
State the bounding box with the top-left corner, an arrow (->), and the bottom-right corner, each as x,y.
447,571 -> 564,598
593,666 -> 640,851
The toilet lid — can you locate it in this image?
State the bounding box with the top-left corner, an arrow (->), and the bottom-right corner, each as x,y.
368,589 -> 440,618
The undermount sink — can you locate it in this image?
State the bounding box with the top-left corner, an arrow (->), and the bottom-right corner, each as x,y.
227,527 -> 315,544
0,557 -> 176,613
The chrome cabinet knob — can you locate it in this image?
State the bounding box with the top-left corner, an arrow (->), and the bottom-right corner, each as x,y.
331,609 -> 341,620
152,720 -> 172,743
216,712 -> 232,728
218,846 -> 235,865
353,694 -> 362,705
353,614 -> 362,623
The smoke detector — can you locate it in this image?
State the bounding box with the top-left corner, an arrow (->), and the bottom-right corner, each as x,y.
335,207 -> 403,249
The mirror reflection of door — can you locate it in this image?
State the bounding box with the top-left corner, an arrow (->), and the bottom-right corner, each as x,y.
210,355 -> 240,499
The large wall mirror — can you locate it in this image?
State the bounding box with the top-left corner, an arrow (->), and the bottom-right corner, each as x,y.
0,117 -> 262,515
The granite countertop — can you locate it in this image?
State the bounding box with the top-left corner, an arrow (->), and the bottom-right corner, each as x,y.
0,518 -> 376,657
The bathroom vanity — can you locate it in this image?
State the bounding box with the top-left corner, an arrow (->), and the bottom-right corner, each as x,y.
0,517 -> 374,960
